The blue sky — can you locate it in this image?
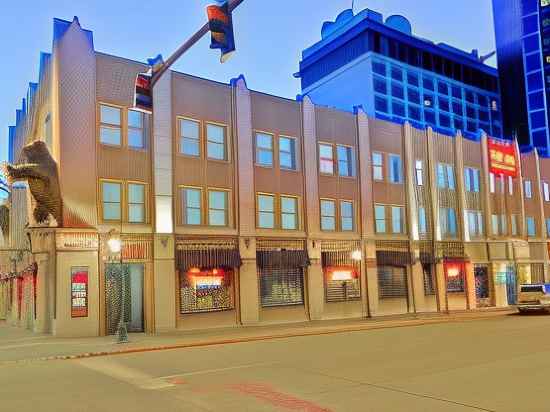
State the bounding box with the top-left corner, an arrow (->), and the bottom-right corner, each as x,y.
0,0 -> 496,161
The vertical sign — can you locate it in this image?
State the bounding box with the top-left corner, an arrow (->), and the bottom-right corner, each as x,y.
71,267 -> 88,318
488,138 -> 518,177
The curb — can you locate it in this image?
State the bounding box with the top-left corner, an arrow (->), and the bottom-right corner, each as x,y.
0,310 -> 515,365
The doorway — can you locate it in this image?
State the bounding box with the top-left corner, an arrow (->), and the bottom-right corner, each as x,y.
105,263 -> 144,334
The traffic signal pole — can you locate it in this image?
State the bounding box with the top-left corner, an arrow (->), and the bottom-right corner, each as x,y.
151,0 -> 245,86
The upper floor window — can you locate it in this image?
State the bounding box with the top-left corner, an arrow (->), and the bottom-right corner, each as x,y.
257,194 -> 275,228
320,199 -> 336,231
437,163 -> 455,190
525,180 -> 533,199
128,183 -> 146,223
511,214 -> 518,236
467,210 -> 483,237
101,181 -> 121,221
256,133 -> 273,167
319,144 -> 334,175
375,204 -> 405,234
391,206 -> 405,234
279,136 -> 296,170
544,182 -> 550,202
182,187 -> 202,225
440,208 -> 457,238
337,145 -> 355,177
372,152 -> 384,181
99,105 -> 121,145
464,168 -> 480,193
489,172 -> 495,193
388,154 -> 403,184
340,201 -> 354,231
526,216 -> 536,237
508,176 -> 514,196
281,196 -> 298,230
491,214 -> 507,236
206,123 -> 227,160
208,190 -> 228,226
415,160 -> 423,186
375,205 -> 386,233
128,110 -> 145,149
418,207 -> 428,234
180,119 -> 200,157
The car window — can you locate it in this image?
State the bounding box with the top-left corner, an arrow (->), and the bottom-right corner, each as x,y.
521,285 -> 544,293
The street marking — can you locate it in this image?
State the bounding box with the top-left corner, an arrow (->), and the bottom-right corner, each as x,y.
157,361 -> 278,379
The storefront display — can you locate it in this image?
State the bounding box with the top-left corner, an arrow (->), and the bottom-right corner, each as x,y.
444,260 -> 466,293
474,265 -> 490,307
324,266 -> 360,302
71,267 -> 89,318
180,267 -> 234,313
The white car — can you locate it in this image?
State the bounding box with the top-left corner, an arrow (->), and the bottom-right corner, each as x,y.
517,284 -> 550,313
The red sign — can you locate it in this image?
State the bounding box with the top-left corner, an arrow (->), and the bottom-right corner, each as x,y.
71,268 -> 88,318
488,138 -> 518,177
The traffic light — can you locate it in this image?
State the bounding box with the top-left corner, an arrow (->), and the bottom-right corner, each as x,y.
207,1 -> 236,63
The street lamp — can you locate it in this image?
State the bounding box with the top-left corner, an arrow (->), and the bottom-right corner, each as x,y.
107,229 -> 128,344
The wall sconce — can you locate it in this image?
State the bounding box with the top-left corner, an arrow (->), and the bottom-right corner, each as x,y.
244,238 -> 250,249
161,236 -> 169,248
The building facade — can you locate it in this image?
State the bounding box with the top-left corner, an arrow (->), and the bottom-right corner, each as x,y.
1,17 -> 550,337
493,0 -> 550,154
296,8 -> 504,140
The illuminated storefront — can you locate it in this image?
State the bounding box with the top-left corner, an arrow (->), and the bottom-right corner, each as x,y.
321,242 -> 362,303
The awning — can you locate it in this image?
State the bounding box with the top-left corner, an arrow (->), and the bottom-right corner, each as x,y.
419,252 -> 436,265
321,250 -> 356,267
376,250 -> 412,267
177,248 -> 241,271
256,250 -> 310,269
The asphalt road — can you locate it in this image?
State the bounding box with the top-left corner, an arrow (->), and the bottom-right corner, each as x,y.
2,313 -> 548,412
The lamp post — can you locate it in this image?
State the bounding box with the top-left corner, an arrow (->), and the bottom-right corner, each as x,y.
107,229 -> 128,343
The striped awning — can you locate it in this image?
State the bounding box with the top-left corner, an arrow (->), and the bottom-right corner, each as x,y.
256,250 -> 310,269
376,250 -> 412,267
176,248 -> 241,271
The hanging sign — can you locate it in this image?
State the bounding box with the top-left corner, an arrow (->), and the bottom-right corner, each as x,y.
488,138 -> 518,177
71,267 -> 88,318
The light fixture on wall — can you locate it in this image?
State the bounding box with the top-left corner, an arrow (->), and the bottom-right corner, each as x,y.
351,250 -> 362,261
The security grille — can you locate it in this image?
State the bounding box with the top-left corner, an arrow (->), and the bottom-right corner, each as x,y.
446,273 -> 465,292
105,264 -> 132,335
325,278 -> 361,302
474,265 -> 490,302
378,266 -> 408,298
530,264 -> 544,284
180,270 -> 234,314
259,267 -> 304,307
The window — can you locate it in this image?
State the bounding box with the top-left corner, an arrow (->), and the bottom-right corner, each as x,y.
392,206 -> 404,234
508,176 -> 514,196
440,208 -> 457,237
511,215 -> 518,236
256,132 -> 273,166
497,174 -> 505,193
437,164 -> 455,189
101,181 -> 121,221
372,152 -> 383,181
467,211 -> 483,237
207,123 -> 226,160
279,136 -> 296,170
418,207 -> 427,234
183,188 -> 202,225
337,145 -> 355,177
492,214 -> 507,236
415,160 -> 423,186
340,201 -> 354,231
546,218 -> 550,237
490,173 -> 496,193
128,110 -> 145,149
525,180 -> 533,198
544,182 -> 550,202
208,190 -> 228,226
180,268 -> 234,314
464,168 -> 480,192
99,105 -> 121,145
44,114 -> 52,151
526,217 -> 536,237
388,154 -> 403,183
180,118 -> 200,156
128,183 -> 145,223
257,194 -> 275,228
375,205 -> 386,233
281,196 -> 298,230
319,144 -> 334,174
320,199 -> 336,231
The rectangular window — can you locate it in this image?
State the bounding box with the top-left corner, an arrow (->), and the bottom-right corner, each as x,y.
546,218 -> 550,237
490,173 -> 495,193
128,183 -> 145,223
388,154 -> 403,183
492,214 -> 500,236
340,201 -> 354,231
337,145 -> 355,177
180,118 -> 200,156
319,144 -> 334,174
206,123 -> 226,160
102,181 -> 121,221
208,190 -> 228,226
544,182 -> 550,202
320,199 -> 336,231
372,152 -> 383,181
415,160 -> 423,186
500,214 -> 507,235
183,188 -> 202,225
525,180 -> 533,198
527,216 -> 536,237
440,208 -> 457,237
418,207 -> 427,234
256,132 -> 273,166
99,105 -> 121,145
281,196 -> 298,230
508,176 -> 514,196
467,211 -> 483,237
279,136 -> 296,170
464,168 -> 480,192
375,205 -> 386,233
180,268 -> 234,314
128,110 -> 145,149
392,206 -> 404,234
511,215 -> 518,236
257,194 -> 275,228
437,164 -> 455,189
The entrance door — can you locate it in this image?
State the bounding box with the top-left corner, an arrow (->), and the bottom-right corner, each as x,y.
474,265 -> 490,308
105,264 -> 144,335
506,266 -> 517,305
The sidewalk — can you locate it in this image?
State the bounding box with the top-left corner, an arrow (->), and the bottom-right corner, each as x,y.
0,308 -> 515,364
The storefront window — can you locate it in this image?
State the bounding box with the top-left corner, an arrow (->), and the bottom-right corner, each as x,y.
445,261 -> 465,292
259,267 -> 304,307
179,268 -> 234,313
377,266 -> 408,298
324,266 -> 361,302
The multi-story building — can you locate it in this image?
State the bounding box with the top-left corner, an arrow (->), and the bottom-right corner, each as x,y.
1,17 -> 550,337
493,0 -> 550,154
296,8 -> 504,140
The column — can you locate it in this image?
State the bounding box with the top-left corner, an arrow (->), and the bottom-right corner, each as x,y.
411,261 -> 426,312
238,238 -> 259,325
33,253 -> 50,333
435,262 -> 448,313
465,261 -> 476,310
492,263 -> 508,308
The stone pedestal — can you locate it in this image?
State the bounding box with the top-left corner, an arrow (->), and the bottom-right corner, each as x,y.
153,234 -> 176,333
307,240 -> 324,321
238,237 -> 259,325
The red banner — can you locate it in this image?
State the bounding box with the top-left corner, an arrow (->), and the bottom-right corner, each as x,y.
488,138 -> 518,177
71,268 -> 88,318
